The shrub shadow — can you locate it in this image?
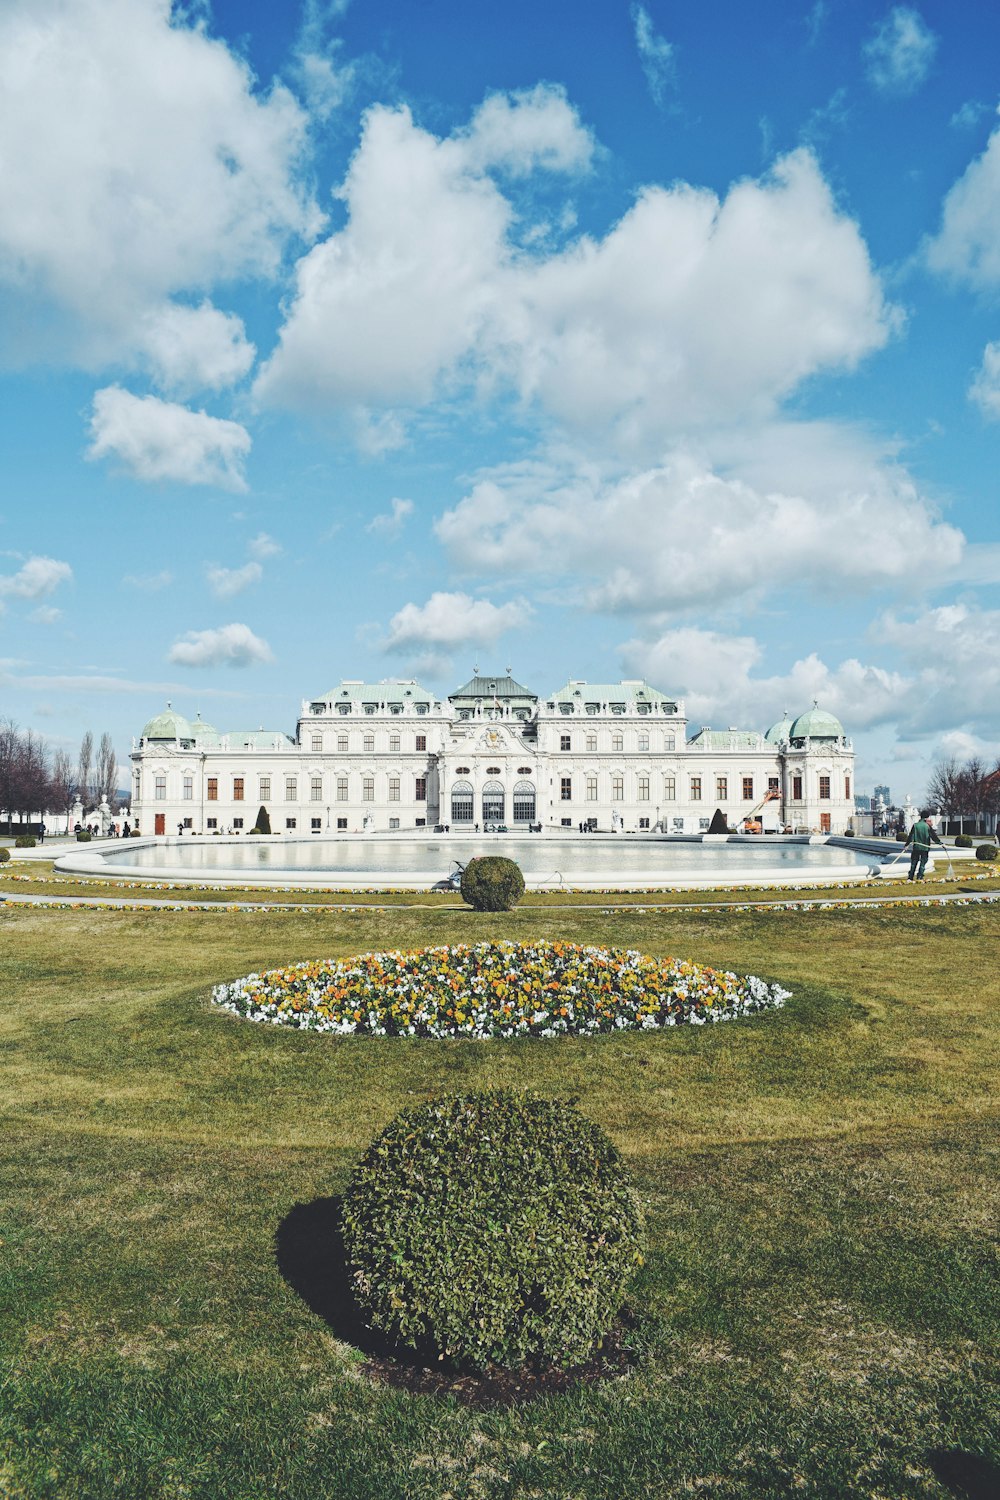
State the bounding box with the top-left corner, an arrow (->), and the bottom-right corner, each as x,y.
927,1449 -> 1000,1500
275,1195 -> 397,1358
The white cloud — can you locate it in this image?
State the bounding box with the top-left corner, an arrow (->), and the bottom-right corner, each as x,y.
257,105 -> 894,449
460,84 -> 595,176
123,569 -> 173,591
0,555 -> 73,600
168,622 -> 274,669
29,606 -> 62,625
969,341 -> 1000,418
435,428 -> 963,616
247,532 -> 282,560
0,0 -> 320,381
928,123 -> 1000,289
367,497 -> 414,536
87,387 -> 251,491
205,562 -> 263,599
293,0 -> 355,121
631,5 -> 675,107
383,592 -> 532,653
863,7 -> 937,96
137,302 -> 256,395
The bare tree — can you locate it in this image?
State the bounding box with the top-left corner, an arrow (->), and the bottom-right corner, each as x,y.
925,758 -> 960,818
13,730 -> 49,824
77,729 -> 94,809
49,748 -> 76,830
95,732 -> 119,808
0,719 -> 20,830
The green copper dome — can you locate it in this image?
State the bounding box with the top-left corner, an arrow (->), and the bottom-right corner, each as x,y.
788,705 -> 845,741
764,713 -> 794,744
141,706 -> 195,743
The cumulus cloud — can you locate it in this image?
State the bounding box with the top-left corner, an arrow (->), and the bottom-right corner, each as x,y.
382,592 -> 532,654
863,7 -> 937,96
0,0 -> 320,381
87,387 -> 251,491
256,108 -> 895,447
459,84 -> 596,176
247,531 -> 282,559
969,341 -> 1000,418
205,562 -> 262,599
631,5 -> 675,107
168,622 -> 274,668
123,569 -> 173,591
435,428 -> 963,616
367,497 -> 414,536
0,555 -> 73,601
927,122 -> 1000,289
292,0 -> 355,121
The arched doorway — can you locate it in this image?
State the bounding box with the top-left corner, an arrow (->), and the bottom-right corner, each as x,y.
482,779 -> 505,823
512,779 -> 535,823
450,780 -> 474,824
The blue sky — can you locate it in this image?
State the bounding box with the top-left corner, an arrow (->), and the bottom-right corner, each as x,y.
2,0 -> 1000,800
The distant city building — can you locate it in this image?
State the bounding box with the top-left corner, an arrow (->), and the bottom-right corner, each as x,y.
874,784 -> 891,805
854,794 -> 871,811
131,673 -> 857,837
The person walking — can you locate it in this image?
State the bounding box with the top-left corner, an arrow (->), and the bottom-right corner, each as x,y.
903,811 -> 942,881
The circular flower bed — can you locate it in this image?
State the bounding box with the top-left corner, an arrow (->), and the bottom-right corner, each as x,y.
212,940 -> 790,1037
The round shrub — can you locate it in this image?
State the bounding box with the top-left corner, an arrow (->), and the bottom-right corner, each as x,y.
975,843 -> 998,861
955,833 -> 973,847
76,831 -> 92,843
460,855 -> 525,911
14,835 -> 36,848
341,1090 -> 645,1370
0,847 -> 9,863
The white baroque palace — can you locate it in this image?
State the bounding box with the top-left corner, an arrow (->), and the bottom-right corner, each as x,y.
131,671 -> 855,838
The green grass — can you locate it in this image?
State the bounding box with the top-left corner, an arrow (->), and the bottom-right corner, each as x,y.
1,902 -> 998,1498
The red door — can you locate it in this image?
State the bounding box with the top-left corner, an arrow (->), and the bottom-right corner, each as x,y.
154,814 -> 165,835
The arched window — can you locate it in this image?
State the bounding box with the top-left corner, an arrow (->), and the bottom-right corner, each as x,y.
482,779 -> 505,822
512,780 -> 535,822
450,779 -> 474,823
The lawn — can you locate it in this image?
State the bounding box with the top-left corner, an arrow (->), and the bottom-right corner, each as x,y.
1,899 -> 997,1498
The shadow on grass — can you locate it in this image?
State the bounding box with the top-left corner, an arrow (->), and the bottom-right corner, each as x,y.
275,1195 -> 397,1359
927,1449 -> 1000,1500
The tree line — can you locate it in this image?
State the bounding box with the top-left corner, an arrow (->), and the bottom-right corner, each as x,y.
925,755 -> 1000,832
0,723 -> 120,831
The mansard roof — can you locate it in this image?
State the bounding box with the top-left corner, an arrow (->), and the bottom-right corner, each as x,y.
320,680 -> 435,705
449,671 -> 537,703
549,680 -> 677,706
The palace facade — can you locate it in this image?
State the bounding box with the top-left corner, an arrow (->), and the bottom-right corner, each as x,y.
131,671 -> 855,837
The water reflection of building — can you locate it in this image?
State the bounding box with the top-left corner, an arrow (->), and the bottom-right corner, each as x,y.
131,671 -> 855,836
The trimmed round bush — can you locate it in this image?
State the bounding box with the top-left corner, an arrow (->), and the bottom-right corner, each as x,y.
0,847 -> 9,863
955,834 -> 973,848
975,843 -> 998,861
460,855 -> 525,911
341,1090 -> 645,1370
76,831 -> 92,843
14,835 -> 36,848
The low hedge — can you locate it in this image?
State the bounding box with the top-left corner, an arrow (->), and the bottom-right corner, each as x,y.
955,834 -> 973,847
0,847 -> 9,863
76,831 -> 92,843
14,835 -> 36,848
975,843 -> 998,861
460,855 -> 525,911
341,1090 -> 645,1370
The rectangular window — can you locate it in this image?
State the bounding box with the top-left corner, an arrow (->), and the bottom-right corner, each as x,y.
182,775 -> 193,801
793,775 -> 803,800
560,733 -> 571,751
742,776 -> 754,800
639,817 -> 650,829
233,818 -> 243,829
638,732 -> 649,752
285,817 -> 296,829
415,817 -> 426,826
207,777 -> 217,801
311,734 -> 322,752
258,776 -> 270,801
415,776 -> 427,802
155,775 -> 166,800
612,774 -> 624,801
233,777 -> 244,802
337,817 -> 347,830
389,734 -> 400,753
311,817 -> 321,832
768,776 -> 779,792
363,733 -> 375,754
716,776 -> 727,801
586,733 -> 597,752
416,734 -> 426,752
337,776 -> 348,801
389,817 -> 400,830
612,733 -> 623,753
845,775 -> 851,800
560,775 -> 572,801
285,776 -> 297,801
586,774 -> 598,801
363,777 -> 375,801
690,776 -> 702,801
561,817 -> 572,827
637,774 -> 649,801
337,734 -> 348,753
310,775 -> 322,802
819,775 -> 831,799
207,818 -> 217,830
663,775 -> 675,800
664,734 -> 676,751
389,776 -> 400,801
820,813 -> 831,833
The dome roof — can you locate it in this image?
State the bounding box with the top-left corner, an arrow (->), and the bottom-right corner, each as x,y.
789,705 -> 845,741
141,706 -> 194,742
764,713 -> 794,744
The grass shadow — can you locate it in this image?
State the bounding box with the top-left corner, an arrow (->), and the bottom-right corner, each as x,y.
274,1195 -> 397,1359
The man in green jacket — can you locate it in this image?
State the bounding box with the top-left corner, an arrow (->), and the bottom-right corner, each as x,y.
903,811 -> 942,881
